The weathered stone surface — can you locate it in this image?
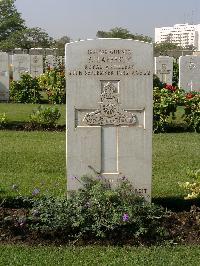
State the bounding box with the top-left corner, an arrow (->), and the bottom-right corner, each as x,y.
154,56 -> 173,84
13,54 -> 30,80
44,55 -> 56,70
0,52 -> 9,101
30,55 -> 43,77
29,48 -> 45,55
179,55 -> 200,92
65,39 -> 153,201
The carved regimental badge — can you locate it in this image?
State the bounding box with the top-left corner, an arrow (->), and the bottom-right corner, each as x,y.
83,82 -> 137,126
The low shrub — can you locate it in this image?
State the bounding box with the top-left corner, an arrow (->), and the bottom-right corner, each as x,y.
29,105 -> 61,127
184,92 -> 200,132
30,176 -> 167,243
179,169 -> 200,199
38,69 -> 66,104
0,113 -> 7,128
153,85 -> 185,132
10,73 -> 41,103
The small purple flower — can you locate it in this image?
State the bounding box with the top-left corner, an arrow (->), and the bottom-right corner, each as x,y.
122,213 -> 129,222
32,188 -> 40,196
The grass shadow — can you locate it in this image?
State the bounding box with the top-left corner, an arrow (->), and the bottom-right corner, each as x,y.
153,196 -> 200,211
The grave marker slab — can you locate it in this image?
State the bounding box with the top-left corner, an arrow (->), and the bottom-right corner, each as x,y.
45,55 -> 56,70
154,56 -> 173,84
30,55 -> 43,77
66,39 -> 153,201
179,55 -> 200,91
0,52 -> 9,101
13,54 -> 30,80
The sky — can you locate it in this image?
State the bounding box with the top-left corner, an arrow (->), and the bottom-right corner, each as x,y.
15,0 -> 200,41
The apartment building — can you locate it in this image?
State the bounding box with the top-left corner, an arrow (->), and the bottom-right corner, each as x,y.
155,23 -> 200,50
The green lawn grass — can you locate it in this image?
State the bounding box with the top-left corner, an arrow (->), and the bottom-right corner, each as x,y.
0,103 -> 66,125
0,130 -> 199,199
0,245 -> 200,266
0,104 -> 200,262
0,131 -> 66,197
153,133 -> 200,198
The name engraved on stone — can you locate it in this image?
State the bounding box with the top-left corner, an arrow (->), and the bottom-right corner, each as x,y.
68,48 -> 151,77
83,82 -> 137,126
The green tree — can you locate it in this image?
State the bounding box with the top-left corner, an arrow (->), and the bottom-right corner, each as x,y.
53,35 -> 71,55
96,27 -> 152,43
0,27 -> 54,51
0,0 -> 25,42
154,42 -> 182,55
0,0 -> 54,52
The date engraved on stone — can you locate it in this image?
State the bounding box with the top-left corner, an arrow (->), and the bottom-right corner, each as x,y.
83,82 -> 137,126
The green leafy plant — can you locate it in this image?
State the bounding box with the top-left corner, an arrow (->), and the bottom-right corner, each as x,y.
31,176 -> 167,242
179,169 -> 200,199
0,112 -> 7,128
184,92 -> 200,132
38,69 -> 65,104
153,85 -> 185,132
172,60 -> 179,87
29,105 -> 61,127
10,73 -> 41,103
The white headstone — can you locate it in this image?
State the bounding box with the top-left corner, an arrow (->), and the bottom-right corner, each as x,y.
154,56 -> 173,84
30,55 -> 43,77
66,39 -> 153,201
29,48 -> 45,55
13,54 -> 30,80
45,55 -> 56,70
0,52 -> 9,101
179,55 -> 200,92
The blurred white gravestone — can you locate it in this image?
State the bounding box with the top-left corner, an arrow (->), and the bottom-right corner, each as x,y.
65,39 -> 153,201
0,52 -> 9,101
13,54 -> 30,80
179,55 -> 200,92
30,55 -> 43,77
154,56 -> 173,84
45,55 -> 56,70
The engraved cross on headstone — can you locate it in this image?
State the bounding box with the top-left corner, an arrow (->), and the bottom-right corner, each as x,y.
159,64 -> 169,83
32,56 -> 39,77
75,81 -> 144,174
16,57 -> 27,74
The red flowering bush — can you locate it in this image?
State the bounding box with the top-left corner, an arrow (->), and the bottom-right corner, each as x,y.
153,86 -> 185,132
164,84 -> 177,92
186,92 -> 195,99
38,69 -> 66,104
184,92 -> 200,132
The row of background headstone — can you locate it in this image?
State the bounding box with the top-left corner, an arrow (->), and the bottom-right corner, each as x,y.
0,49 -> 64,101
1,52 -> 200,101
155,55 -> 200,92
